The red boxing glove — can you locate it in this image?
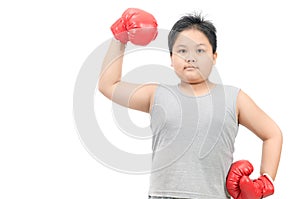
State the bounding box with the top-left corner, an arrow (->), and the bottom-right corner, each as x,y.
110,8 -> 158,46
226,160 -> 254,199
226,160 -> 274,199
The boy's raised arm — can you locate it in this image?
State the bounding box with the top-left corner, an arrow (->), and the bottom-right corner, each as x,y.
98,8 -> 158,113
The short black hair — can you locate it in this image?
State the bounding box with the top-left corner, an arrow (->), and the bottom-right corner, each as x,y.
168,12 -> 217,55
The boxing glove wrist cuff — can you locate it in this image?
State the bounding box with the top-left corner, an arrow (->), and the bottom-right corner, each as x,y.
111,37 -> 127,50
262,173 -> 274,184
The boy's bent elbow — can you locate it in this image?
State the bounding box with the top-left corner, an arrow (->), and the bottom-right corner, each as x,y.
97,80 -> 105,94
98,84 -> 105,95
98,84 -> 113,100
270,127 -> 283,146
98,79 -> 111,98
277,129 -> 283,146
98,80 -> 120,101
273,124 -> 283,143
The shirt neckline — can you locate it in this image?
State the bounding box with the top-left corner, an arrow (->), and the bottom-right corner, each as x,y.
175,83 -> 219,98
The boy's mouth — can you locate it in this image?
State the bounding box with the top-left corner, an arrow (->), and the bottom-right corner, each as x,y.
184,66 -> 198,70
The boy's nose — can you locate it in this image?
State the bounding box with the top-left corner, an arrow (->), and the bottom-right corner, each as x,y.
185,52 -> 196,63
186,57 -> 196,63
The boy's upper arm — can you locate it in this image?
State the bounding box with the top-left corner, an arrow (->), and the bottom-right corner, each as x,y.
237,90 -> 280,141
109,81 -> 158,113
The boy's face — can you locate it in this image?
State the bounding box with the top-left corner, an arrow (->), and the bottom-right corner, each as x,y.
171,29 -> 217,84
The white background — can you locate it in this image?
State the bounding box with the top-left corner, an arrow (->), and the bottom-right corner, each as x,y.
1,0 -> 299,198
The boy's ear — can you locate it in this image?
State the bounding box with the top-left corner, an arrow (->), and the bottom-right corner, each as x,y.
170,54 -> 174,67
213,52 -> 218,65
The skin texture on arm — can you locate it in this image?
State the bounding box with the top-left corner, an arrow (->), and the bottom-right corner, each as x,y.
237,90 -> 283,180
98,38 -> 157,113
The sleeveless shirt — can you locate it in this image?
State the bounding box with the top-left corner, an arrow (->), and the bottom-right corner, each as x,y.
148,84 -> 240,199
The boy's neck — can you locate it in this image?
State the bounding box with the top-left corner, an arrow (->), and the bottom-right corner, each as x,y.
179,80 -> 215,96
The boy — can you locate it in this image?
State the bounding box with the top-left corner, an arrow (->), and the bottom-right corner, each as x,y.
98,8 -> 282,199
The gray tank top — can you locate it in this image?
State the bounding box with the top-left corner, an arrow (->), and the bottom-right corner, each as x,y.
148,84 -> 240,199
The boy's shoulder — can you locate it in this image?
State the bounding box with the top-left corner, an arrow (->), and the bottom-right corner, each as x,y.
215,84 -> 241,100
221,84 -> 241,92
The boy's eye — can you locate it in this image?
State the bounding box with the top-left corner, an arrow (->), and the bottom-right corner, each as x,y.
197,49 -> 205,53
178,49 -> 187,53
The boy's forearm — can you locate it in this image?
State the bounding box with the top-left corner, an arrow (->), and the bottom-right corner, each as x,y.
260,131 -> 283,180
98,38 -> 126,93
